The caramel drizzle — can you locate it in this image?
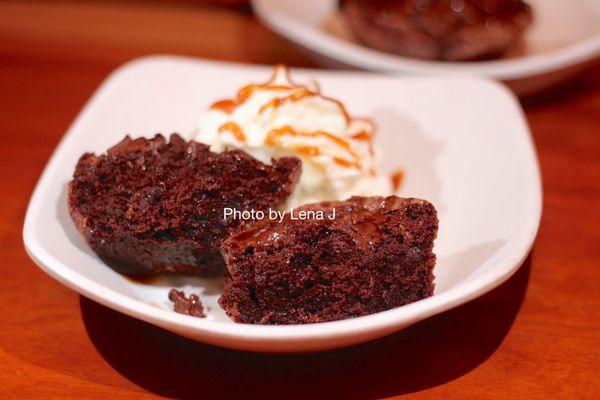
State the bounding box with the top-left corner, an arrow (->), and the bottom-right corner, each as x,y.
258,88 -> 315,114
266,125 -> 362,169
209,65 -> 375,171
351,117 -> 377,160
210,99 -> 237,114
296,146 -> 321,157
218,122 -> 246,143
391,169 -> 404,192
351,130 -> 372,141
210,65 -> 351,125
210,65 -> 300,114
258,89 -> 351,125
210,84 -> 296,114
333,157 -> 361,169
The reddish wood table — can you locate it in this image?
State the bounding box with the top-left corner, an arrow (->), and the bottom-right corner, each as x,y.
1,2 -> 598,398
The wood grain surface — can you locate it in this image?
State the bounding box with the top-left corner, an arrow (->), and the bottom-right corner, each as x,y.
1,1 -> 599,399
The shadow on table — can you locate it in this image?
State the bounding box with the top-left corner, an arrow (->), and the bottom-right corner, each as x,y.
81,256 -> 532,400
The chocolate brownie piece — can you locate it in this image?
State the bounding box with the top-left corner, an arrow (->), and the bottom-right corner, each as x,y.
340,0 -> 532,61
219,196 -> 438,324
68,134 -> 301,276
169,289 -> 206,318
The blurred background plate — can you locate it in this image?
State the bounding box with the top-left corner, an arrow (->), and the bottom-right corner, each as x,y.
253,0 -> 600,97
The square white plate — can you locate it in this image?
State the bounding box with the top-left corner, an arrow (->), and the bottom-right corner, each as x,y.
23,56 -> 541,352
253,0 -> 600,96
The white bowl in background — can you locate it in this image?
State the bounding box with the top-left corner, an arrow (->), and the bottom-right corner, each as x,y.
253,0 -> 600,97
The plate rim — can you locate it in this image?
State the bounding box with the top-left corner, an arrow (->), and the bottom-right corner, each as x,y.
252,0 -> 600,80
22,55 -> 542,350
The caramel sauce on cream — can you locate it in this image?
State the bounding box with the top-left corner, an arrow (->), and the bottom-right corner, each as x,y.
258,90 -> 352,125
258,88 -> 314,114
266,125 -> 362,169
333,157 -> 361,169
210,99 -> 237,114
351,126 -> 376,158
351,130 -> 372,141
210,64 -> 300,114
295,146 -> 321,157
210,84 -> 298,114
208,65 -> 375,172
218,122 -> 246,143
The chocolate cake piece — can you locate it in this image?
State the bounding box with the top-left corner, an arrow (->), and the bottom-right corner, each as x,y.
169,289 -> 206,318
219,196 -> 438,324
68,134 -> 301,276
340,0 -> 533,61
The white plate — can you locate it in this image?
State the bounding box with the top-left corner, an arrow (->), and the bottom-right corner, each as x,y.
253,0 -> 600,96
23,56 -> 541,352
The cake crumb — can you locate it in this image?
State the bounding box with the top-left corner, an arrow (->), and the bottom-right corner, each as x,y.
168,289 -> 206,318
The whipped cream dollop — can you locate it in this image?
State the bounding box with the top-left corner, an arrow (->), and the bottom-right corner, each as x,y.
195,65 -> 390,208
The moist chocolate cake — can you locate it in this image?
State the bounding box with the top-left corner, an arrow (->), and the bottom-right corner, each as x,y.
340,0 -> 533,61
219,196 -> 438,324
68,134 -> 301,276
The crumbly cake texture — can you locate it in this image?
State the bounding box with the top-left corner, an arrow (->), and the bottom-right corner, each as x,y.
341,0 -> 532,61
68,134 -> 301,276
168,289 -> 206,318
219,196 -> 438,324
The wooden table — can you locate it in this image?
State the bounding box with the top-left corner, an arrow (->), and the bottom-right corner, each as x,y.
1,2 -> 598,398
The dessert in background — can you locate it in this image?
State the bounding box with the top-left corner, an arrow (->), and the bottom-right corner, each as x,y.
340,0 -> 533,61
68,134 -> 300,276
196,65 -> 391,209
219,196 -> 438,324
